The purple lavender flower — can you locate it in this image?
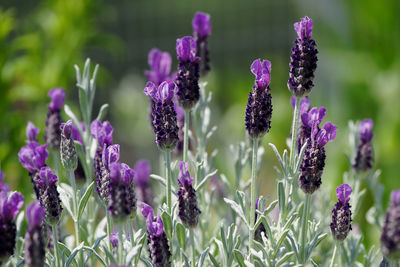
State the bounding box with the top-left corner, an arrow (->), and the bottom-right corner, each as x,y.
0,189 -> 24,262
287,17 -> 318,97
108,162 -> 136,220
24,201 -> 45,267
192,12 -> 211,76
254,198 -> 267,242
18,142 -> 49,199
110,232 -> 119,248
291,96 -> 311,152
134,160 -> 153,207
26,122 -> 40,143
146,48 -> 177,86
96,144 -> 120,201
353,119 -> 374,171
245,59 -> 273,139
141,204 -> 171,267
175,36 -> 200,109
330,184 -> 352,241
381,190 -> 400,260
37,167 -> 62,225
45,88 -> 66,149
177,162 -> 201,228
299,107 -> 337,194
144,81 -> 179,151
60,120 -> 78,171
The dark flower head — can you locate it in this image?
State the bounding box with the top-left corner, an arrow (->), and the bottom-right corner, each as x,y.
245,59 -> 273,139
48,88 -> 66,112
294,16 -> 313,40
287,16 -> 318,97
176,36 -> 198,63
37,167 -> 58,187
134,160 -> 151,187
26,200 -> 45,228
177,161 -> 194,188
102,144 -> 120,170
353,119 -> 374,171
193,12 -> 211,38
18,142 -> 49,173
90,120 -> 113,148
381,190 -> 400,260
359,119 -> 373,143
26,122 -> 40,143
60,120 -> 78,171
331,184 -> 352,241
146,48 -> 176,86
251,59 -> 271,90
37,167 -> 62,225
25,200 -> 45,267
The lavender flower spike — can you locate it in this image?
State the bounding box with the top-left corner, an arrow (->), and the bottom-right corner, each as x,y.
330,184 -> 352,241
287,16 -> 318,97
381,190 -> 400,260
108,162 -> 136,220
60,120 -> 78,171
299,109 -> 337,194
97,144 -> 120,201
193,12 -> 211,76
245,59 -> 273,139
37,166 -> 62,225
291,96 -> 311,152
175,36 -> 200,109
353,119 -> 374,171
177,162 -> 201,227
146,48 -> 176,86
144,81 -> 179,151
134,160 -> 153,206
0,190 -> 24,262
45,88 -> 65,149
26,122 -> 40,143
24,201 -> 45,267
141,204 -> 171,267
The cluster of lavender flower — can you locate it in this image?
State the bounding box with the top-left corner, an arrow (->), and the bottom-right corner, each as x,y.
1,11 -> 399,267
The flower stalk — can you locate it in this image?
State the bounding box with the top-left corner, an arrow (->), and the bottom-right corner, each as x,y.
289,97 -> 300,169
183,109 -> 190,163
249,137 -> 259,256
164,151 -> 172,213
52,224 -> 60,267
300,193 -> 311,263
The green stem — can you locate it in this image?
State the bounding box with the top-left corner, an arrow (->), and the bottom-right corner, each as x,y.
190,228 -> 196,267
329,242 -> 338,267
249,138 -> 259,259
118,223 -> 124,265
183,109 -> 190,163
68,171 -> 82,264
52,224 -> 60,267
130,220 -> 135,247
164,151 -> 172,213
289,97 -> 300,170
106,211 -> 114,261
300,194 -> 311,263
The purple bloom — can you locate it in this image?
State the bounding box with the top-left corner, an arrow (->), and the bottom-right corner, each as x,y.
144,81 -> 179,151
45,88 -> 65,149
25,201 -> 45,267
108,162 -> 136,219
381,190 -> 400,260
110,232 -> 118,248
60,120 -> 78,171
0,190 -> 24,260
177,162 -> 201,228
26,122 -> 40,143
90,120 -> 113,148
353,119 -> 374,171
192,12 -> 212,76
145,48 -> 176,86
18,142 -> 49,173
102,144 -> 120,170
330,184 -> 352,241
175,36 -> 200,109
245,59 -> 273,139
141,204 -> 171,266
61,121 -> 85,144
37,167 -> 62,225
287,16 -> 318,97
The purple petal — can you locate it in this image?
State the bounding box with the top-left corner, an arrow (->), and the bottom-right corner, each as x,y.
359,119 -> 374,143
391,190 -> 400,206
336,184 -> 352,203
192,12 -> 211,38
155,81 -> 175,103
38,166 -> 58,187
18,142 -> 48,172
90,120 -> 113,147
110,232 -> 118,248
48,88 -> 66,112
26,200 -> 45,227
294,16 -> 313,40
102,144 -> 120,170
176,36 -> 197,62
177,161 -> 194,187
26,122 -> 40,142
8,192 -> 24,219
134,160 -> 151,186
109,162 -> 134,184
144,81 -> 157,99
316,122 -> 337,147
146,48 -> 173,85
250,59 -> 271,88
291,96 -> 310,116
61,120 -> 73,139
141,203 -> 154,219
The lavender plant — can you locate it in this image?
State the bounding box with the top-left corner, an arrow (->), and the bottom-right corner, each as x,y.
1,11 -> 398,267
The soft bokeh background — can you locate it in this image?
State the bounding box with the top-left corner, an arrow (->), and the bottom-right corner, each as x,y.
1,0 -> 399,250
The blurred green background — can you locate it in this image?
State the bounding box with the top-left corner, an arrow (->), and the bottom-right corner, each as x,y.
1,0 -> 399,250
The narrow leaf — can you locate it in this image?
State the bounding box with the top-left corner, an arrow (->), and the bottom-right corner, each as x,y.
78,181 -> 95,219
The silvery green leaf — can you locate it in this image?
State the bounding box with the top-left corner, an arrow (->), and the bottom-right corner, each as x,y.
272,229 -> 290,258
16,259 -> 24,267
278,181 -> 285,214
16,211 -> 24,234
103,245 -> 117,265
126,245 -> 142,265
140,257 -> 153,267
150,174 -> 166,186
233,249 -> 246,267
78,181 -> 95,220
96,103 -> 109,121
134,230 -> 147,266
276,251 -> 295,266
196,169 -> 218,191
94,217 -> 107,238
181,249 -> 190,267
161,211 -> 173,240
264,199 -> 278,215
176,222 -> 186,248
58,242 -> 76,267
286,233 -> 299,260
198,247 -> 210,267
82,246 -> 107,267
66,242 -> 84,266
220,226 -> 228,256
64,105 -> 84,136
58,184 -> 75,220
223,198 -> 249,227
306,232 -> 327,259
206,126 -> 217,140
90,138 -> 98,161
208,252 -> 219,267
